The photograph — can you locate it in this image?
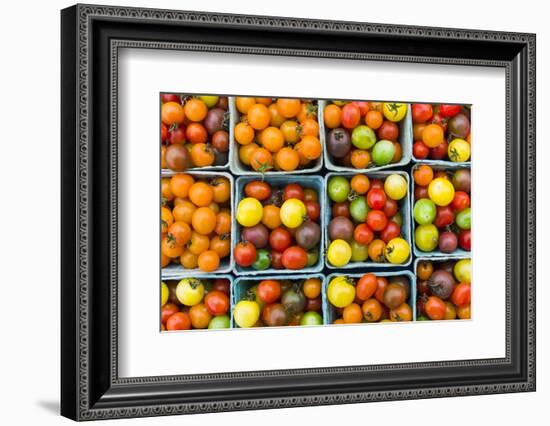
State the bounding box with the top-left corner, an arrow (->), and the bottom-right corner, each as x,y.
159,95 -> 472,331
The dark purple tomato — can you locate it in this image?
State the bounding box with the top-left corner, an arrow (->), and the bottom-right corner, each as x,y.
242,223 -> 269,248
327,128 -> 351,158
295,221 -> 321,250
438,231 -> 458,253
428,270 -> 456,300
261,303 -> 288,327
328,216 -> 354,242
452,169 -> 471,193
448,113 -> 470,138
203,108 -> 227,135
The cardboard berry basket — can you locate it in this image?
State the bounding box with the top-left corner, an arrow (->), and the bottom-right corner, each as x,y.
161,94 -> 231,173
324,171 -> 412,269
161,274 -> 235,329
320,100 -> 412,172
161,170 -> 235,277
410,163 -> 471,258
232,274 -> 326,327
233,174 -> 325,275
324,270 -> 417,324
413,256 -> 472,321
229,97 -> 323,175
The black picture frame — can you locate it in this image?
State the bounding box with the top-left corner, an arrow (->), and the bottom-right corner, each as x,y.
61,4 -> 536,421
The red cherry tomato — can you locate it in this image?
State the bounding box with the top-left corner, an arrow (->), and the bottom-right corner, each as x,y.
166,312 -> 191,330
377,121 -> 399,141
415,185 -> 429,200
431,112 -> 448,132
383,198 -> 398,218
434,206 -> 455,228
451,283 -> 471,307
366,210 -> 388,232
283,183 -> 305,201
212,278 -> 230,296
451,191 -> 470,211
351,101 -> 369,116
439,104 -> 462,118
269,228 -> 292,252
413,141 -> 430,159
412,103 -> 434,123
161,123 -> 168,141
204,290 -> 230,315
458,229 -> 471,251
355,273 -> 378,301
367,188 -> 387,210
354,223 -> 374,245
234,241 -> 257,267
429,141 -> 449,160
244,181 -> 272,201
169,126 -> 186,145
379,220 -> 401,243
341,103 -> 361,129
332,202 -> 350,218
161,303 -> 180,325
281,246 -> 308,269
257,280 -> 282,304
305,200 -> 320,222
369,179 -> 384,190
374,276 -> 389,303
186,122 -> 208,144
270,250 -> 284,269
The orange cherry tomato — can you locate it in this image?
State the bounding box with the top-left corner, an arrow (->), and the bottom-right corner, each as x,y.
303,278 -> 322,299
300,118 -> 319,137
250,148 -> 274,172
422,123 -> 445,148
161,178 -> 174,201
235,97 -> 256,114
214,211 -> 232,235
189,303 -> 212,329
350,174 -> 370,194
197,250 -> 220,272
350,149 -> 371,169
190,143 -> 215,167
343,303 -> 363,323
184,98 -> 208,122
367,239 -> 386,262
167,221 -> 191,246
259,126 -> 285,152
191,207 -> 217,235
268,104 -> 286,127
280,120 -> 301,144
161,206 -> 174,235
172,200 -> 196,224
297,135 -> 321,160
180,249 -> 198,269
323,104 -> 342,129
247,103 -> 271,130
210,177 -> 230,203
187,231 -> 210,256
365,110 -> 383,129
161,101 -> 185,126
188,182 -> 213,207
275,147 -> 300,171
161,235 -> 183,258
239,143 -> 259,166
170,174 -> 194,198
235,122 -> 255,145
261,205 -> 282,229
209,235 -> 231,258
413,165 -> 434,186
276,98 -> 302,118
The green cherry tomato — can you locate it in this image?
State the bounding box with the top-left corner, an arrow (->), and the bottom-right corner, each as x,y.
199,95 -> 219,108
456,207 -> 471,230
350,240 -> 369,262
415,224 -> 439,252
416,315 -> 430,321
414,199 -> 436,225
300,311 -> 323,326
371,140 -> 395,166
208,314 -> 230,329
252,249 -> 271,270
350,197 -> 369,222
454,259 -> 472,283
351,125 -> 377,149
328,176 -> 351,203
306,250 -> 319,267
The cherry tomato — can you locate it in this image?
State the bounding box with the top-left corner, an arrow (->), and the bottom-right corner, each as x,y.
283,183 -> 305,201
356,273 -> 377,301
434,205 -> 455,228
429,141 -> 449,160
439,104 -> 462,118
413,141 -> 430,159
204,290 -> 230,315
425,296 -> 446,320
166,312 -> 191,330
332,202 -> 350,218
186,122 -> 208,144
257,280 -> 282,304
270,250 -> 284,269
412,103 -> 434,123
369,179 -> 384,190
377,121 -> 399,141
305,200 -> 320,222
383,198 -> 398,218
380,220 -> 401,243
234,241 -> 257,267
458,229 -> 471,251
212,278 -> 230,296
366,210 -> 388,232
374,276 -> 389,303
451,282 -> 471,307
354,223 -> 374,245
367,188 -> 387,209
351,101 -> 369,116
281,246 -> 308,269
161,303 -> 180,325
269,228 -> 292,252
244,180 -> 272,201
451,191 -> 470,211
341,103 -> 361,129
303,278 -> 322,299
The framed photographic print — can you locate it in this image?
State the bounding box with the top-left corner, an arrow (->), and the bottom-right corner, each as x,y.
61,3 -> 536,421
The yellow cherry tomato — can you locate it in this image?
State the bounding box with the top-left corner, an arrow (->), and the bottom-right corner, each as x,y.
454,259 -> 472,283
428,177 -> 455,206
327,239 -> 352,267
279,199 -> 306,228
161,282 -> 169,306
382,102 -> 407,122
327,276 -> 356,308
234,300 -> 261,328
384,237 -> 411,264
448,138 -> 471,162
384,174 -> 408,200
176,278 -> 205,306
236,197 -> 264,227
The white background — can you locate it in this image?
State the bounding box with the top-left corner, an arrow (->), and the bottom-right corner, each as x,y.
119,49 -> 505,376
0,0 -> 547,425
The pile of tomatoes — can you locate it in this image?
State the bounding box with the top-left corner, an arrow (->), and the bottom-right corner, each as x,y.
413,165 -> 471,253
161,277 -> 231,330
324,101 -> 407,169
326,173 -> 410,267
416,258 -> 471,320
161,94 -> 229,170
327,273 -> 413,323
233,277 -> 324,328
233,97 -> 322,172
412,103 -> 471,162
161,173 -> 232,272
234,181 -> 321,271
